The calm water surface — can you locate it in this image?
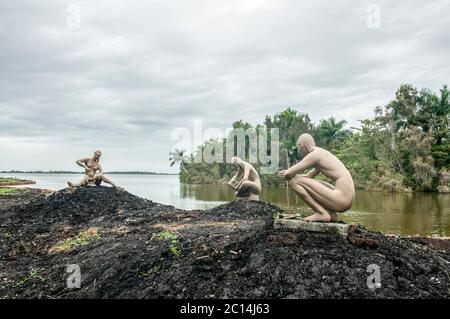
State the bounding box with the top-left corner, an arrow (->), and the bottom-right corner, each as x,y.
2,173 -> 449,236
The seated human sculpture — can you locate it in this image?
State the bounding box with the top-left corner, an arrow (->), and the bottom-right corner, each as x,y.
277,134 -> 355,222
67,150 -> 123,189
228,157 -> 261,201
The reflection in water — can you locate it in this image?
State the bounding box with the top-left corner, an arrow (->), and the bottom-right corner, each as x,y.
180,184 -> 450,237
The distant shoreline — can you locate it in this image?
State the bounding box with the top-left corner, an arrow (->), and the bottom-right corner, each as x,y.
0,171 -> 178,175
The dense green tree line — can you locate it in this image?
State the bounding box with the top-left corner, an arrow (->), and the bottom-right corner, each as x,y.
170,84 -> 450,193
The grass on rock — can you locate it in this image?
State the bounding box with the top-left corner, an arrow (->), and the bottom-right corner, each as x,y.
153,230 -> 182,257
0,178 -> 20,183
49,228 -> 101,253
0,187 -> 23,196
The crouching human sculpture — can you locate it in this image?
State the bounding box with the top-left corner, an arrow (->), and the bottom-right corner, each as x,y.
228,157 -> 261,201
277,134 -> 355,222
67,150 -> 123,189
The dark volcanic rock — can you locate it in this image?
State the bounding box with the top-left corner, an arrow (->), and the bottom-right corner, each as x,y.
0,186 -> 449,299
0,188 -> 50,212
15,186 -> 161,223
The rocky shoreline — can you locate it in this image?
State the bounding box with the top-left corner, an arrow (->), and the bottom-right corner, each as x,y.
0,187 -> 449,299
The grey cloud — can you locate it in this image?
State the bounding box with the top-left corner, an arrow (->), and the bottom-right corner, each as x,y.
0,0 -> 449,171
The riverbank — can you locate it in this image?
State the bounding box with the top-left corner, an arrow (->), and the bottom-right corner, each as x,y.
0,177 -> 36,187
1,174 -> 449,236
0,187 -> 449,299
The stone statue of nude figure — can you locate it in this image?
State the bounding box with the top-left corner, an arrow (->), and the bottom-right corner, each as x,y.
277,134 -> 355,222
228,157 -> 262,201
67,150 -> 123,190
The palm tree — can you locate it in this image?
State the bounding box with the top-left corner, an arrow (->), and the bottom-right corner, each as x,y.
318,117 -> 349,147
274,108 -> 298,132
169,149 -> 189,173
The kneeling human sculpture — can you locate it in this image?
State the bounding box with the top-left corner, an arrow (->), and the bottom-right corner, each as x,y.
277,134 -> 355,222
228,157 -> 261,201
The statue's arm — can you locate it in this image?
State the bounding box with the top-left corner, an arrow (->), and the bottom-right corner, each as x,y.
228,167 -> 242,189
242,165 -> 250,181
306,168 -> 320,179
92,166 -> 103,179
76,158 -> 89,170
285,154 -> 315,179
229,167 -> 241,182
236,166 -> 250,190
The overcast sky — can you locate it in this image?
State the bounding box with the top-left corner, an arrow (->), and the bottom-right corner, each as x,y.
0,0 -> 449,172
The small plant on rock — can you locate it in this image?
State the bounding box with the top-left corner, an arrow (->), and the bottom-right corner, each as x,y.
153,230 -> 182,257
49,228 -> 101,253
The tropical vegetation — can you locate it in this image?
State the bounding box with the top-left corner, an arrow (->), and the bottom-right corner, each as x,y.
170,84 -> 450,193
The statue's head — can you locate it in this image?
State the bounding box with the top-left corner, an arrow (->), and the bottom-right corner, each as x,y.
93,150 -> 102,161
230,156 -> 244,168
297,134 -> 315,156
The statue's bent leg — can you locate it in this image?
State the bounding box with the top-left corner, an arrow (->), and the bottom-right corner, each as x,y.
68,175 -> 89,187
318,180 -> 335,190
237,181 -> 261,195
237,181 -> 261,200
289,177 -> 331,221
294,176 -> 350,212
312,180 -> 339,221
98,175 -> 120,188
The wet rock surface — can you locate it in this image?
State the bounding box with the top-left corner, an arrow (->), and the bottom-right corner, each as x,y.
0,187 -> 449,299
